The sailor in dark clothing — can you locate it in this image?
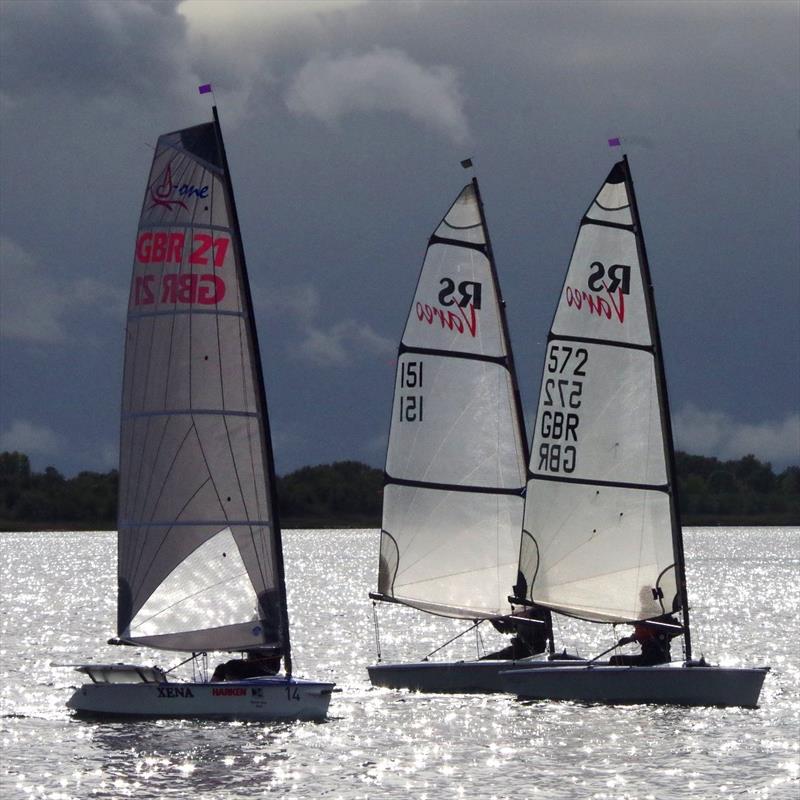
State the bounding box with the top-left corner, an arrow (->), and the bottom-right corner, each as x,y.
481,607 -> 550,660
211,650 -> 281,681
609,615 -> 680,666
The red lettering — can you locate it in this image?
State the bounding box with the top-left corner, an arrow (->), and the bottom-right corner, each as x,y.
606,285 -> 625,323
415,301 -> 478,337
564,284 -> 625,324
161,274 -> 177,303
159,273 -> 225,305
136,232 -> 153,263
176,274 -> 195,303
151,232 -> 168,262
212,237 -> 229,267
212,687 -> 247,696
189,233 -> 212,265
135,231 -> 185,264
196,275 -> 225,304
134,274 -> 155,305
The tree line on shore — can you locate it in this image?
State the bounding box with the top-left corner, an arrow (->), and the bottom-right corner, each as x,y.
0,449 -> 797,530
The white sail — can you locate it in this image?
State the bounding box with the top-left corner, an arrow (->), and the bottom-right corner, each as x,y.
518,160 -> 682,624
117,120 -> 287,654
379,183 -> 528,619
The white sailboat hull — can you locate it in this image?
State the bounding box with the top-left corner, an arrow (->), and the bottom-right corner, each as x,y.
501,662 -> 769,708
368,657 -> 585,693
67,676 -> 335,721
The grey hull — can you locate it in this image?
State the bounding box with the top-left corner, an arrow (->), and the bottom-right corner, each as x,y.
368,658 -> 585,693
501,662 -> 769,708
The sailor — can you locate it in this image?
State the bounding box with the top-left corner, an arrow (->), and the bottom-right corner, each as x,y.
481,607 -> 550,660
211,649 -> 281,681
609,615 -> 679,666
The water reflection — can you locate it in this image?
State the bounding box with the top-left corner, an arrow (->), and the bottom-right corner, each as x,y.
0,529 -> 798,799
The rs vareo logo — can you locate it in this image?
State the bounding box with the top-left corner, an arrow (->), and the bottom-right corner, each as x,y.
416,278 -> 482,337
565,261 -> 631,323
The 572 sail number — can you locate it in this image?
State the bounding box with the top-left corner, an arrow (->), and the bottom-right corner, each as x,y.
537,345 -> 587,474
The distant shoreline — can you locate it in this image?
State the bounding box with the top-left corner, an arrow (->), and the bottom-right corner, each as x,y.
2,451 -> 798,531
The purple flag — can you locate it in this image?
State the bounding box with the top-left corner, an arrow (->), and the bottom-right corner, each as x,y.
198,83 -> 212,95
608,137 -> 621,147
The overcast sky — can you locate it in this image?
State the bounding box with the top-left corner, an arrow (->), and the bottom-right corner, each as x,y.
1,0 -> 798,478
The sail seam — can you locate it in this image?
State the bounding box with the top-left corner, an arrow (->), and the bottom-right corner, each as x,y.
128,309 -> 246,320
428,234 -> 487,254
136,221 -> 232,233
547,333 -> 654,353
120,519 -> 271,527
580,216 -> 634,232
399,343 -> 509,367
123,409 -> 258,419
528,473 -> 669,493
386,475 -> 525,496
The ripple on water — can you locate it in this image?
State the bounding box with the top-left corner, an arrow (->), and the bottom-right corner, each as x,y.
0,528 -> 798,799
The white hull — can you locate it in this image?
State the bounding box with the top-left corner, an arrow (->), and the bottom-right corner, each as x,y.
67,676 -> 334,721
368,657 -> 585,693
501,662 -> 769,708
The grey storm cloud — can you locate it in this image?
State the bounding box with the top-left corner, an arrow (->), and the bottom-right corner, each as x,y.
285,49 -> 470,145
0,0 -> 188,101
0,0 -> 797,475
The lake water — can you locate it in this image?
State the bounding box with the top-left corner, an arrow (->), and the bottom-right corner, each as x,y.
1,527 -> 797,799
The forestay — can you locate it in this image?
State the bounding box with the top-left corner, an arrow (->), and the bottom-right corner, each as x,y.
518,160 -> 683,625
379,182 -> 528,619
117,121 -> 287,655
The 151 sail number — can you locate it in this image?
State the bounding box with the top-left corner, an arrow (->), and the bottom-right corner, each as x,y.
399,360 -> 423,422
537,345 -> 587,474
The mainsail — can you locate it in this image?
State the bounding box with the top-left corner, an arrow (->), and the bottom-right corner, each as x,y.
378,180 -> 528,619
116,111 -> 290,663
518,158 -> 689,649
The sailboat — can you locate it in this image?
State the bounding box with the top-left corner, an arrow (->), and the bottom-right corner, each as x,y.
67,106 -> 334,720
501,156 -> 769,707
367,174 -> 560,693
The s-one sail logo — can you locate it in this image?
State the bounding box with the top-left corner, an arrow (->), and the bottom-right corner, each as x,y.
565,261 -> 630,323
149,161 -> 209,211
415,278 -> 482,337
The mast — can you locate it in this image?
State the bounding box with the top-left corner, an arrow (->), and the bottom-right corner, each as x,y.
621,155 -> 692,660
471,176 -> 530,468
211,105 -> 293,675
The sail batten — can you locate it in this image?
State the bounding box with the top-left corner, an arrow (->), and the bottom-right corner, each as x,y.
520,158 -> 684,628
378,180 -> 528,619
117,115 -> 288,657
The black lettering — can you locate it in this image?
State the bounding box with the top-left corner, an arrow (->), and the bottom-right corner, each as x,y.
574,349 -> 588,376
538,443 -> 549,471
565,413 -> 579,441
588,261 -> 605,292
607,264 -> 631,295
457,280 -> 482,309
438,277 -> 456,306
564,445 -> 576,473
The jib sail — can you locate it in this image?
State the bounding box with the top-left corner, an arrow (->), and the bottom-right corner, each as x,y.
518,159 -> 687,631
378,180 -> 528,619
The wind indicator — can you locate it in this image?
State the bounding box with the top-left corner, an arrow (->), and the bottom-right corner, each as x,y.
608,136 -> 622,150
198,83 -> 216,106
460,157 -> 474,169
